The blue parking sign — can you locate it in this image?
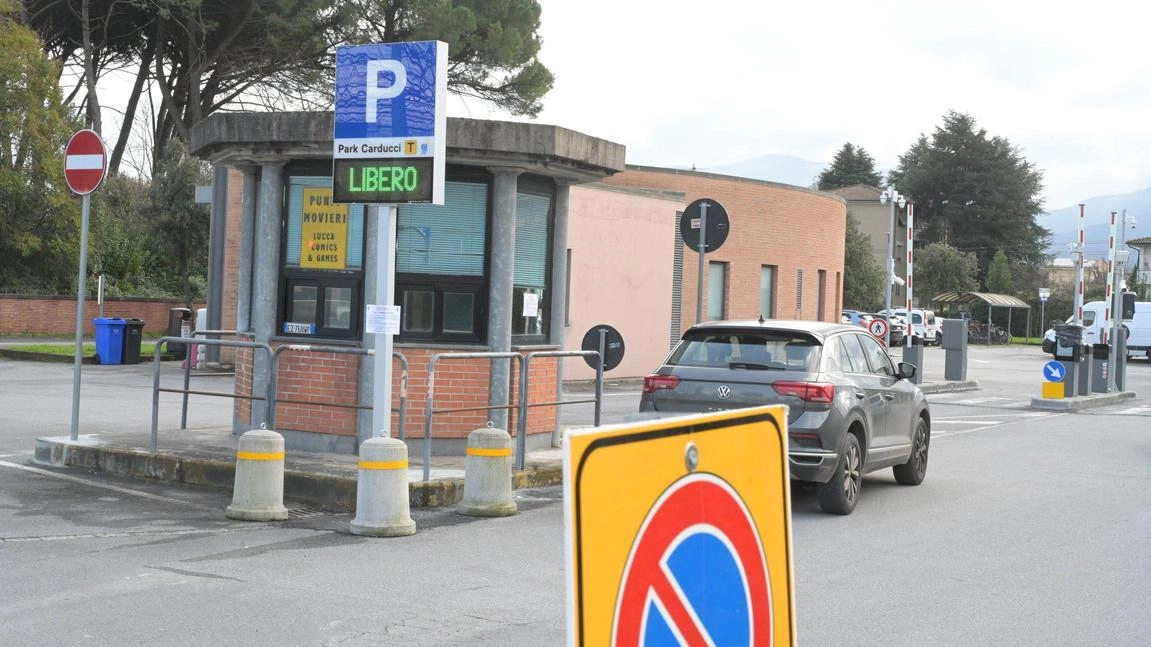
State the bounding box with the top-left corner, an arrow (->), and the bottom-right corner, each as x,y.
1043,360 -> 1066,382
333,41 -> 447,204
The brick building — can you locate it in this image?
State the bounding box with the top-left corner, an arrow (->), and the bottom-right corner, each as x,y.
190,113 -> 846,456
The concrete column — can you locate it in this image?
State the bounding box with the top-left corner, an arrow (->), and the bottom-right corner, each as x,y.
250,161 -> 285,429
206,164 -> 229,364
550,181 -> 572,400
236,165 -> 259,334
487,167 -> 523,431
356,202 -> 381,448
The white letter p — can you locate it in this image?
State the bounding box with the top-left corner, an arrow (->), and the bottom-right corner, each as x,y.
365,60 -> 407,123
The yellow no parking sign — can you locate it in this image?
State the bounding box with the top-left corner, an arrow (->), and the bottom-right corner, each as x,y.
564,406 -> 796,646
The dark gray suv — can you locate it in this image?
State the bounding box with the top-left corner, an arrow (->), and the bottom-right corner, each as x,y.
638,319 -> 931,515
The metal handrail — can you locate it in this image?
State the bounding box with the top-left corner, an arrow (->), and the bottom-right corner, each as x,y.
267,345 -> 408,439
422,352 -> 525,482
151,336 -> 273,453
519,350 -> 603,470
181,329 -> 239,429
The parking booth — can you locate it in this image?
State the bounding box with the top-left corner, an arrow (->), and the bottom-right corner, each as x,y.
93,317 -> 127,365
1091,343 -> 1109,393
1053,324 -> 1084,397
122,318 -> 145,364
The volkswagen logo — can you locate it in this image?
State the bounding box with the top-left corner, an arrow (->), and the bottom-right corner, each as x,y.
716,385 -> 732,400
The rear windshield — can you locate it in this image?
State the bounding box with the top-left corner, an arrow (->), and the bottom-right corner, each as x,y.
667,330 -> 821,371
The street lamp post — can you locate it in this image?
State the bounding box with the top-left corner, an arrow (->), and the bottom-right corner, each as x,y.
1038,287 -> 1050,340
879,187 -> 906,347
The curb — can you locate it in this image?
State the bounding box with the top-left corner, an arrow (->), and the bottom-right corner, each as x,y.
920,380 -> 980,394
33,438 -> 562,512
1029,390 -> 1136,411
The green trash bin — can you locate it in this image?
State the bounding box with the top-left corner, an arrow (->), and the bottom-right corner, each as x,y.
122,319 -> 145,364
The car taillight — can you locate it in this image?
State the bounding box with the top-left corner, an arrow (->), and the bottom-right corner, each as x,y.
773,381 -> 835,403
642,374 -> 681,393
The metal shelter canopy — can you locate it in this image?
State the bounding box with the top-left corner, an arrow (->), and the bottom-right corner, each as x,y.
929,291 -> 1032,344
931,291 -> 1031,308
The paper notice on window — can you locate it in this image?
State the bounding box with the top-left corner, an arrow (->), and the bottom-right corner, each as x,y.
365,304 -> 401,335
522,292 -> 540,318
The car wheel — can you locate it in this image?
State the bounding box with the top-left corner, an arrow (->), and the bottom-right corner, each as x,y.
817,433 -> 862,515
893,417 -> 929,486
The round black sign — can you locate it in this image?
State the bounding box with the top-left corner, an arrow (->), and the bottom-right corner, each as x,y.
679,198 -> 730,253
581,324 -> 626,371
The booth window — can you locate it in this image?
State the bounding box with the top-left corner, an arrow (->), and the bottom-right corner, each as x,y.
280,176 -> 364,340
396,181 -> 489,342
512,189 -> 552,342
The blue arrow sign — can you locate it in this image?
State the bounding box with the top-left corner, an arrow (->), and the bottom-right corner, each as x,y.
1043,360 -> 1066,383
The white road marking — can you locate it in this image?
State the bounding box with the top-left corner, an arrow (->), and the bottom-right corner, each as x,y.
932,412 -> 1069,438
1,527 -> 257,543
1111,406 -> 1151,415
930,396 -> 1032,407
0,459 -> 219,511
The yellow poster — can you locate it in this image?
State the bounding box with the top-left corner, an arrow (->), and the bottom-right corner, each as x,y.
301,187 -> 348,269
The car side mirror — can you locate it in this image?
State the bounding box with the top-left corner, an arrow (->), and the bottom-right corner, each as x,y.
897,362 -> 917,380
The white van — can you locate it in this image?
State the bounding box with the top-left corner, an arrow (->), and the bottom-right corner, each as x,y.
1042,300 -> 1151,359
885,308 -> 941,345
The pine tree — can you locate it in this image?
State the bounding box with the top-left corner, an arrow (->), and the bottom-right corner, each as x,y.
888,112 -> 1049,281
818,143 -> 883,190
986,249 -> 1012,294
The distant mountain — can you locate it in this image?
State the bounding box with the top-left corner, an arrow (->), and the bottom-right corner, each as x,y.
1042,187 -> 1151,259
698,154 -> 827,189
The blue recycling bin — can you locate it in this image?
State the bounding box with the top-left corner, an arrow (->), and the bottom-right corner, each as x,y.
93,317 -> 127,365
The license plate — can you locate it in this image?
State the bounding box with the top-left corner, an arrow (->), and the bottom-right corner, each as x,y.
283,322 -> 315,335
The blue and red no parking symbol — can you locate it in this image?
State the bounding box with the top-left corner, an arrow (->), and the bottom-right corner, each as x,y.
612,473 -> 773,646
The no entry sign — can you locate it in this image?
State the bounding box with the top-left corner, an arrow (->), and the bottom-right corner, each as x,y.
64,129 -> 107,195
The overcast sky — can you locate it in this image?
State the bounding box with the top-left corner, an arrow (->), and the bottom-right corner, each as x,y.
449,0 -> 1151,211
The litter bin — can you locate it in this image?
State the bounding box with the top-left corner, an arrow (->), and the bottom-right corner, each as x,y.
168,308 -> 192,359
93,317 -> 127,365
122,318 -> 145,364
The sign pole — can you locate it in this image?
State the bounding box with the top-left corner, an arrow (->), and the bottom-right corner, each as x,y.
695,202 -> 709,324
70,194 -> 92,441
371,204 -> 398,439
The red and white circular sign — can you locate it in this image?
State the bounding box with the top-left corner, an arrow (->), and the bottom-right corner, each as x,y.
868,318 -> 889,340
64,129 -> 107,195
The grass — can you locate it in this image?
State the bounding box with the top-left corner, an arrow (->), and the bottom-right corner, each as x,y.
7,342 -> 162,357
1011,337 -> 1043,346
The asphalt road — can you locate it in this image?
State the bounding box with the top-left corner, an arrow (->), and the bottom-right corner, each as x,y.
2,347 -> 1149,645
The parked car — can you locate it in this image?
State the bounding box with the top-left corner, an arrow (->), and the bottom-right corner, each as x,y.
638,319 -> 931,515
841,310 -> 873,327
883,308 -> 941,345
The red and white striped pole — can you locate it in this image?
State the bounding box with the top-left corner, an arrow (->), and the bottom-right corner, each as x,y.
905,203 -> 914,347
1074,203 -> 1085,326
1103,211 -> 1118,344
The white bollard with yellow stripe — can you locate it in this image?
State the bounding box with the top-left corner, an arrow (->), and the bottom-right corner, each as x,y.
225,427 -> 289,521
350,436 -> 416,537
457,426 -> 517,517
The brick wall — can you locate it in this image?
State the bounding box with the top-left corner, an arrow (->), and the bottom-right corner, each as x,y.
603,167 -> 847,325
0,295 -> 206,336
234,343 -> 559,441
